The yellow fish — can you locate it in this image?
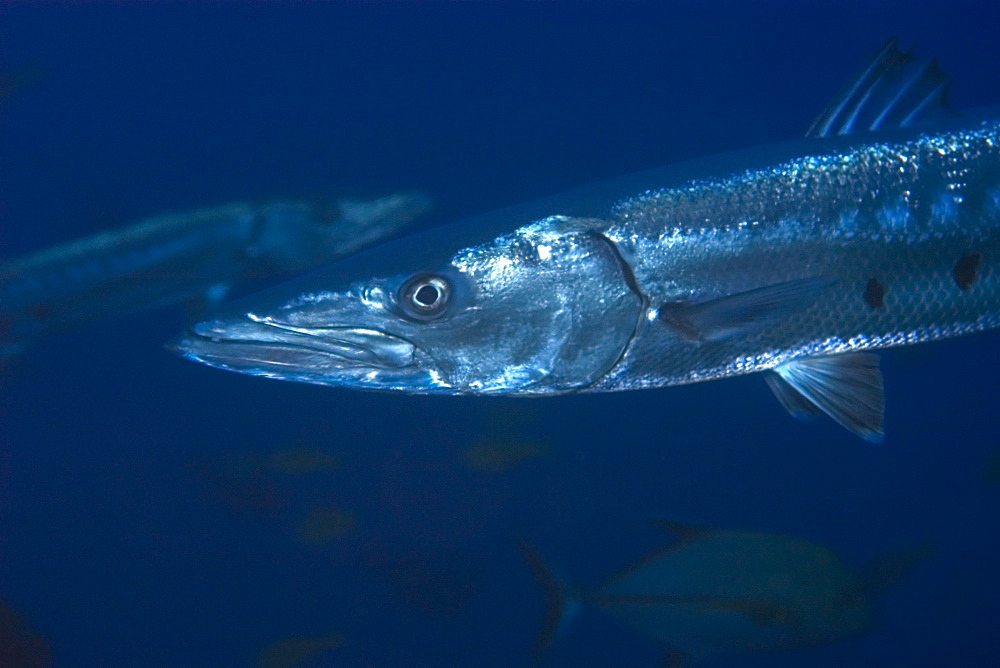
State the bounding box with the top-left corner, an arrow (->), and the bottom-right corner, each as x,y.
524,520 -> 928,664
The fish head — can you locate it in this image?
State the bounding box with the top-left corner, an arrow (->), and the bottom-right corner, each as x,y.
175,214 -> 644,394
252,191 -> 434,275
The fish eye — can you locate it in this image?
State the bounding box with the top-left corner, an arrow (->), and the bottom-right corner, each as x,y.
399,274 -> 451,319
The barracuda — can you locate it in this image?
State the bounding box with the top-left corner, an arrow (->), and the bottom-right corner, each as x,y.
0,191 -> 431,355
175,41 -> 1000,441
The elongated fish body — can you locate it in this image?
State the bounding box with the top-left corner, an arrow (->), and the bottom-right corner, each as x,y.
595,119 -> 1000,391
0,191 -> 431,354
175,41 -> 999,440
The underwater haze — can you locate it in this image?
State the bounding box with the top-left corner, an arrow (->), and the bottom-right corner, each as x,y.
2,2 -> 999,666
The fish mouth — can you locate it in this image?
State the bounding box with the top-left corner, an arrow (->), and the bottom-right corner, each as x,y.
172,314 -> 438,389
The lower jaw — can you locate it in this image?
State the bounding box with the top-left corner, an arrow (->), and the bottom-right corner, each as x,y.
176,336 -> 445,392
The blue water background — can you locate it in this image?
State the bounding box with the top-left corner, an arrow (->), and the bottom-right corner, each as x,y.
2,2 -> 999,666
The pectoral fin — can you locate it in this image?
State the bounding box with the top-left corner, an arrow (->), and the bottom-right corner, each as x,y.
771,352 -> 885,442
658,277 -> 835,342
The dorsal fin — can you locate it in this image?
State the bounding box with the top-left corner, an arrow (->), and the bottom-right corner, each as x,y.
806,38 -> 954,138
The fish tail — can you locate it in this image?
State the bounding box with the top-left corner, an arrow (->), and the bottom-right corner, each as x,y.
518,540 -> 580,657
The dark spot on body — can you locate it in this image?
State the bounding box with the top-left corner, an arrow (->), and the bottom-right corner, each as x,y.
30,304 -> 50,320
864,277 -> 885,309
953,253 -> 981,290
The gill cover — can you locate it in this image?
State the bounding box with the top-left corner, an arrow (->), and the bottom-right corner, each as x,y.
432,215 -> 643,393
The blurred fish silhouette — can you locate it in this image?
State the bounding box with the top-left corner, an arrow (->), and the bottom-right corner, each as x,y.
364,541 -> 480,618
256,632 -> 343,668
464,438 -> 550,473
191,447 -> 347,526
267,447 -> 340,476
464,400 -> 549,472
0,191 -> 432,356
0,596 -> 51,668
295,507 -> 356,545
523,520 -> 930,665
188,453 -> 290,519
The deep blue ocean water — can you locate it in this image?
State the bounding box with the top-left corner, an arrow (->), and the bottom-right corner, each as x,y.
1,2 -> 999,666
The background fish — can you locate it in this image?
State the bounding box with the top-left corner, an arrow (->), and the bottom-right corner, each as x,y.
0,191 -> 431,356
295,507 -> 356,546
523,521 -> 929,665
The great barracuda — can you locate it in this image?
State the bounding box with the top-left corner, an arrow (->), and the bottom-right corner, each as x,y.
0,191 -> 431,355
174,41 -> 1000,441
